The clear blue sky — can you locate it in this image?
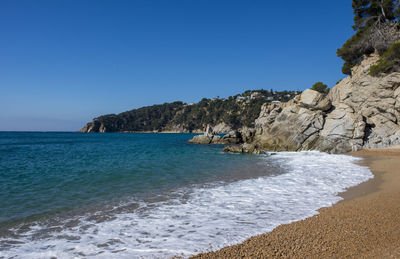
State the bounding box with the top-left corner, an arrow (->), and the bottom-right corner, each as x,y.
0,0 -> 355,131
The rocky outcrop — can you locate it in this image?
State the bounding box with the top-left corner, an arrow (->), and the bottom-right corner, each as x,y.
212,122 -> 233,134
188,125 -> 244,144
220,130 -> 243,144
188,125 -> 219,144
233,53 -> 400,154
223,143 -> 265,154
80,120 -> 108,133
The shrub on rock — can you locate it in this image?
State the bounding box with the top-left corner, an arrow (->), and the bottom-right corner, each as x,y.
311,82 -> 328,93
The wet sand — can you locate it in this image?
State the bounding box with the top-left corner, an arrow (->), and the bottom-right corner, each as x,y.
192,146 -> 400,258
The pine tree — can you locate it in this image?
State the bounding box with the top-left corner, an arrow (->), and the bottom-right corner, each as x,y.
353,0 -> 398,30
311,82 -> 328,93
337,0 -> 400,75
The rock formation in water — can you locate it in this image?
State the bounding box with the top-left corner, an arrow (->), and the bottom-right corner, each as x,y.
225,54 -> 400,154
188,125 -> 245,145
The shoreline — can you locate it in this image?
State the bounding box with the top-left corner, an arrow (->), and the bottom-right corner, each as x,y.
338,154 -> 383,201
192,147 -> 400,258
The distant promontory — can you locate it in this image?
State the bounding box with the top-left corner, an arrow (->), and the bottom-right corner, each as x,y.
80,90 -> 297,133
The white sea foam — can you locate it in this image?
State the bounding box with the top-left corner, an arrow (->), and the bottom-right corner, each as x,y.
0,151 -> 373,258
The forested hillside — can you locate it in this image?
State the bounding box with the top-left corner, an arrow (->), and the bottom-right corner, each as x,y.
80,90 -> 298,133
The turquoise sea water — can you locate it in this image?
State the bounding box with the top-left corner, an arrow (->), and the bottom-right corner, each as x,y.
0,132 -> 373,258
0,132 -> 264,224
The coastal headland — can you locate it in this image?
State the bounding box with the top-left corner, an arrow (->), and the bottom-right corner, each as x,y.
192,146 -> 400,258
76,3 -> 400,258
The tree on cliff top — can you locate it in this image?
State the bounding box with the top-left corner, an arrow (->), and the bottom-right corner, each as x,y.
352,0 -> 398,30
337,0 -> 400,75
311,82 -> 328,93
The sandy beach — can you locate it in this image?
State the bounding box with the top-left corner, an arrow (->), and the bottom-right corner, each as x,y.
192,146 -> 400,258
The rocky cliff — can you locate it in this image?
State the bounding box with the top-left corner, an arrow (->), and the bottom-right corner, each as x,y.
225,54 -> 400,154
188,125 -> 254,145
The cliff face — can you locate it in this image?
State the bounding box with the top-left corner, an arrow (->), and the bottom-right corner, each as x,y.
241,54 -> 400,153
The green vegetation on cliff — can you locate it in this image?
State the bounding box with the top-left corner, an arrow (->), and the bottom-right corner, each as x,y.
81,90 -> 298,132
369,42 -> 400,75
337,0 -> 400,75
311,82 -> 328,93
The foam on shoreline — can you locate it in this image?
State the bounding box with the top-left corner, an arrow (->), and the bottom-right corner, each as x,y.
193,147 -> 400,258
0,151 -> 373,258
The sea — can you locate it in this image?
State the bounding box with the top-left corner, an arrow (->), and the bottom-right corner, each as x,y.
0,132 -> 373,258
